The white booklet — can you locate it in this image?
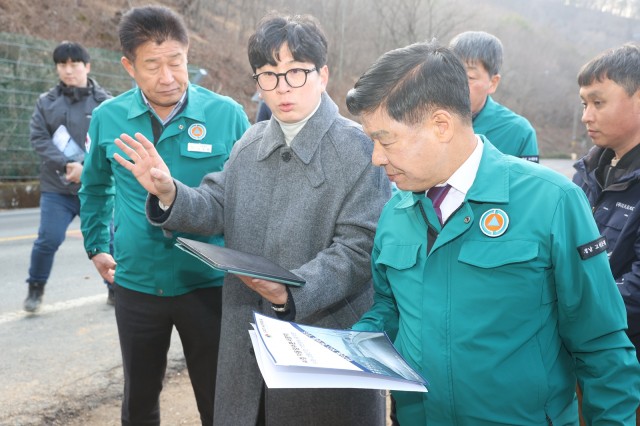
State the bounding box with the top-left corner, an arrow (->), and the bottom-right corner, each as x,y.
52,124 -> 84,162
249,312 -> 428,392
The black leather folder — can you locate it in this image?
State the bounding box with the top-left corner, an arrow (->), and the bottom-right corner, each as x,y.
175,237 -> 305,286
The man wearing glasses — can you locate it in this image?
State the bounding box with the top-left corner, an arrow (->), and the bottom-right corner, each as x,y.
112,12 -> 390,426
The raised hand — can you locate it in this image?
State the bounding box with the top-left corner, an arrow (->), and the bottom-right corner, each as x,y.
114,132 -> 176,205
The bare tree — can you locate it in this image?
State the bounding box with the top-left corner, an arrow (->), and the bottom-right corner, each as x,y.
564,0 -> 640,17
369,0 -> 474,51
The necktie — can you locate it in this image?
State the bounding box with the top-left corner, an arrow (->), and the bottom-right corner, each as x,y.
427,184 -> 451,225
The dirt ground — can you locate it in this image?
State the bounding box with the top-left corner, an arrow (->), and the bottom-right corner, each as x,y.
65,367 -> 201,426
66,367 -> 393,425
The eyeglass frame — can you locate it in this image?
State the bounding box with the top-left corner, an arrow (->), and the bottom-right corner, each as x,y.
252,67 -> 318,91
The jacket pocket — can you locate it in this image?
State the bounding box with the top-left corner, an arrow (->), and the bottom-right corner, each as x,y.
375,244 -> 424,328
376,243 -> 422,270
458,239 -> 539,268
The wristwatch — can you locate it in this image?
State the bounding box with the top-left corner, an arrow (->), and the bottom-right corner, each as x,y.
271,295 -> 289,313
158,199 -> 171,211
87,248 -> 103,260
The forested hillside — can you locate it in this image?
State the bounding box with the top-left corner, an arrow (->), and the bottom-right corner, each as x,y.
1,0 -> 638,157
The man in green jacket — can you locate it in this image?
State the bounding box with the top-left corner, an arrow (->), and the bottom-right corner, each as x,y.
450,31 -> 539,162
347,41 -> 640,425
78,6 -> 249,425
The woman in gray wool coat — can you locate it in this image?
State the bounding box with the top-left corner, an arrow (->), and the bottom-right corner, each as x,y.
113,13 -> 391,426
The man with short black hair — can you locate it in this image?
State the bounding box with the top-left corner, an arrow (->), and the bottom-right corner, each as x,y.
347,40 -> 639,425
79,5 -> 250,425
109,12 -> 389,426
24,41 -> 110,312
573,42 -> 640,363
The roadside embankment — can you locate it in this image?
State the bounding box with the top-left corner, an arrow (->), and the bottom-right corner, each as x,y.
0,181 -> 39,209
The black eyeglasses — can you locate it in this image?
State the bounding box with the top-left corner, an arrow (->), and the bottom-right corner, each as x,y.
252,67 -> 317,91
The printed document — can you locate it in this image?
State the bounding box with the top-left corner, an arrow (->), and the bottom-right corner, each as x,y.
249,312 -> 428,392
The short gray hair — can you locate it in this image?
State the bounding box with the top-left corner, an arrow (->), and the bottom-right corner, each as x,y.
449,31 -> 503,76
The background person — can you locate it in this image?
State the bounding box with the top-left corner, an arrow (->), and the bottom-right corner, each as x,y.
256,98 -> 272,122
347,40 -> 640,425
24,41 -> 111,312
251,90 -> 272,122
450,30 -> 539,162
78,6 -> 250,425
111,13 -> 390,426
573,43 -> 640,362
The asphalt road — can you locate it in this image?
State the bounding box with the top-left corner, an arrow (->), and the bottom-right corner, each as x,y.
0,208 -> 186,425
0,159 -> 576,425
539,157 -> 576,179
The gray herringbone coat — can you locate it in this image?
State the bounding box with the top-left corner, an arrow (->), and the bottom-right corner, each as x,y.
150,93 -> 391,426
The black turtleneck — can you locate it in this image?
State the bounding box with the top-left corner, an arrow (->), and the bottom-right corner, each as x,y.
596,143 -> 640,188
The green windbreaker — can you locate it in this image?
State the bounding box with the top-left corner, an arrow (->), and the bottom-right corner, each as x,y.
79,84 -> 250,296
354,139 -> 639,425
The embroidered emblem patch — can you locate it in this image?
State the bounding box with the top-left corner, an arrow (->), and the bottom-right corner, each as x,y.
577,236 -> 608,260
188,123 -> 206,141
479,208 -> 509,237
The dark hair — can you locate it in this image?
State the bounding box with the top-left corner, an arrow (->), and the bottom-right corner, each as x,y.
118,5 -> 189,61
247,13 -> 328,73
53,41 -> 90,64
449,31 -> 503,77
346,41 -> 472,126
578,43 -> 640,96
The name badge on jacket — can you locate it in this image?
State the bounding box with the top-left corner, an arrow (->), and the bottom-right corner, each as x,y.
187,142 -> 213,153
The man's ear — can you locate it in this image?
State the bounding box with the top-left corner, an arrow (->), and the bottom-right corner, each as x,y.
488,73 -> 501,94
632,89 -> 640,117
121,56 -> 135,79
319,64 -> 329,91
431,110 -> 455,142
